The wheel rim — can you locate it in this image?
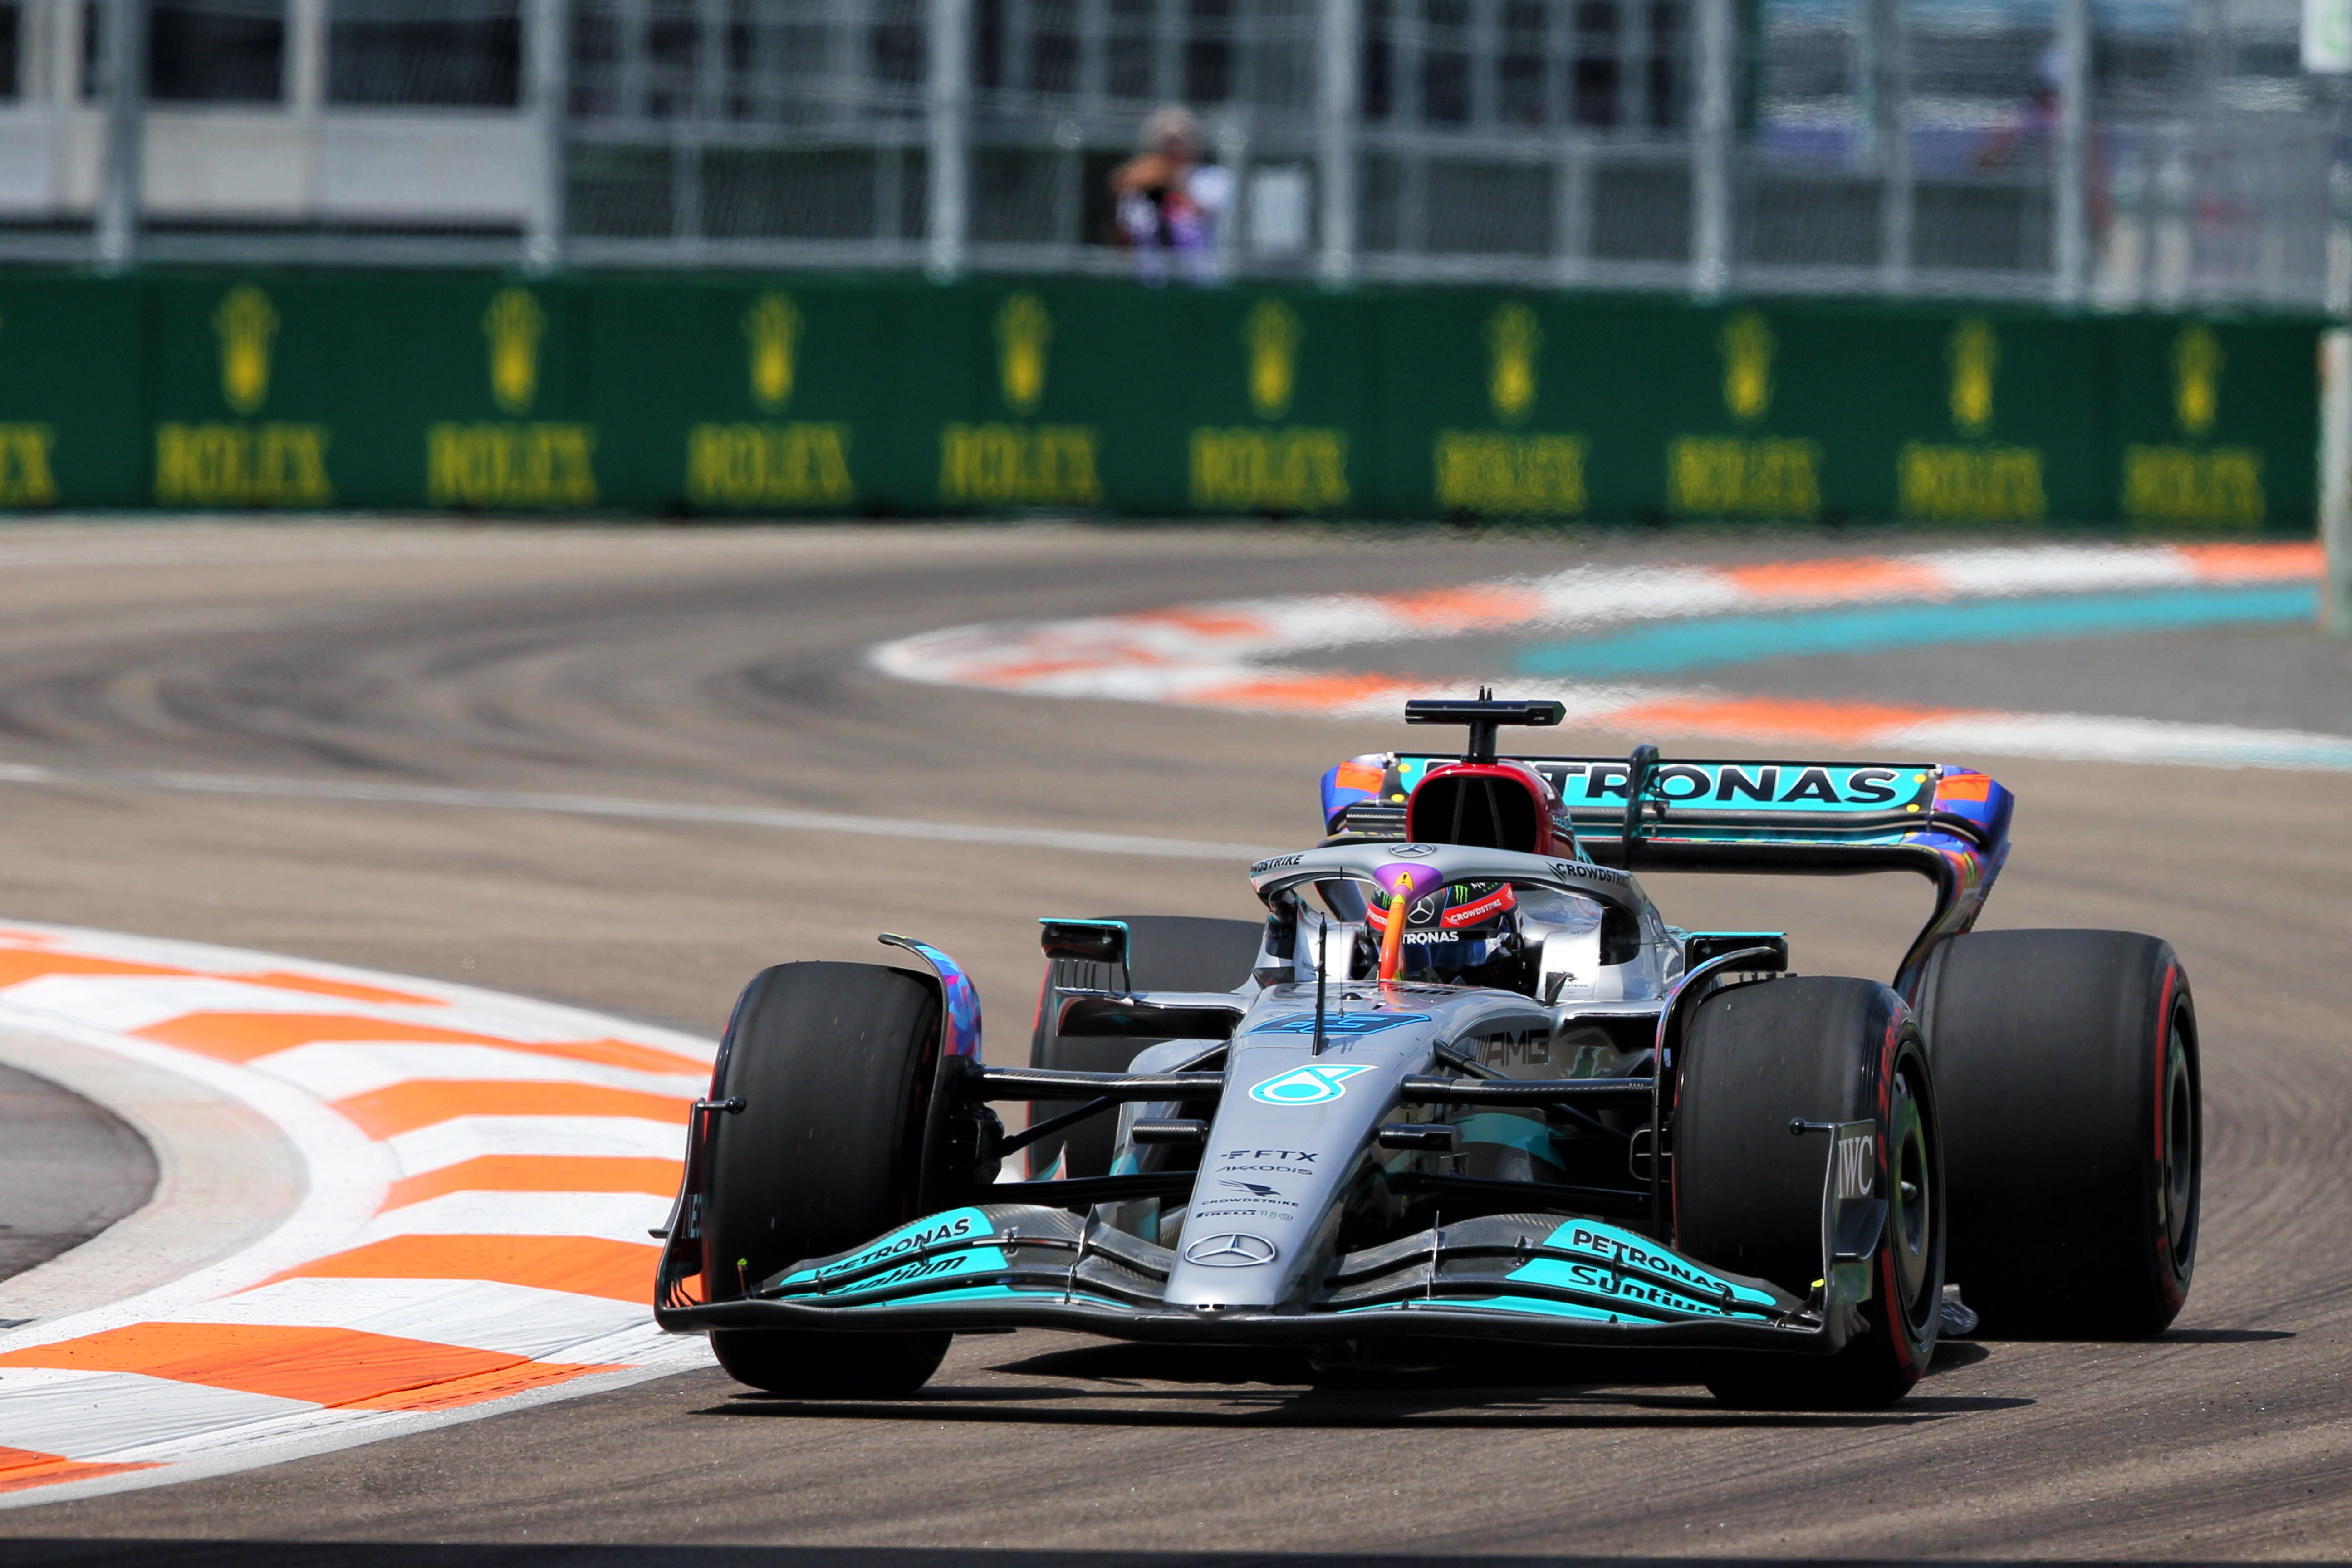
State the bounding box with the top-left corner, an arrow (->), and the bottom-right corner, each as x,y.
1886,1064 -> 1937,1334
2159,1019 -> 2198,1266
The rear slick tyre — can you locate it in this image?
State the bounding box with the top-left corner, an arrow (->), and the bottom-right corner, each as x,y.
699,961 -> 951,1398
1675,976 -> 1945,1411
1919,929 -> 2200,1338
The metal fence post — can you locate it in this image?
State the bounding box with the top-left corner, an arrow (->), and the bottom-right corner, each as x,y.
1868,0 -> 1913,291
525,0 -> 568,272
929,0 -> 971,281
1317,0 -> 1359,286
2324,328 -> 2352,638
94,0 -> 145,272
2053,0 -> 2090,305
1690,0 -> 1734,299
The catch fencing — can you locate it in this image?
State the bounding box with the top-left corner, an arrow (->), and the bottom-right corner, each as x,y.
3,0 -> 2345,309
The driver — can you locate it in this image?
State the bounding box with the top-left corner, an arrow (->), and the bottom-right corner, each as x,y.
1365,878 -> 1532,990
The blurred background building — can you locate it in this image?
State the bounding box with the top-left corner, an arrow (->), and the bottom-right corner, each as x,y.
5,0 -> 2345,308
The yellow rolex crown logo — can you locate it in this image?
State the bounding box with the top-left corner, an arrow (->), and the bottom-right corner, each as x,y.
214,284 -> 279,416
995,294 -> 1051,416
745,292 -> 802,413
1720,310 -> 1774,425
484,287 -> 547,416
1948,318 -> 1997,437
1486,303 -> 1540,425
1244,299 -> 1302,420
2174,323 -> 2221,438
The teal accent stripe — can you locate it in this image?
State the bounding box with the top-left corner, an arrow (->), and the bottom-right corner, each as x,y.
1517,585 -> 2318,678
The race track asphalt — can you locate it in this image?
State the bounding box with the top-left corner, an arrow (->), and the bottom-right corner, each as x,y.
0,1063 -> 154,1296
0,520 -> 2344,1564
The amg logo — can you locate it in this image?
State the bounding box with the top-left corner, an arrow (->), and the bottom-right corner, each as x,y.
1478,1033 -> 1550,1068
1836,1132 -> 1877,1200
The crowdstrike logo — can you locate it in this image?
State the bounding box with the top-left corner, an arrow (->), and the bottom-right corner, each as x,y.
1249,1063 -> 1376,1105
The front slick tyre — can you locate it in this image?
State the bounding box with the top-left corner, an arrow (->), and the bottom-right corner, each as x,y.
1675,976 -> 1945,1411
701,961 -> 950,1398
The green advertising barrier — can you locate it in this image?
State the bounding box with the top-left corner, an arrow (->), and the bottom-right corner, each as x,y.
0,267 -> 2320,529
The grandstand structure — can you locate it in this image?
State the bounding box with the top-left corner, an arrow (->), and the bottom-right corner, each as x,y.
0,0 -> 2341,307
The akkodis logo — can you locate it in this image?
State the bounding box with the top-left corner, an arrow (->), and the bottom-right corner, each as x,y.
1249,1063 -> 1375,1106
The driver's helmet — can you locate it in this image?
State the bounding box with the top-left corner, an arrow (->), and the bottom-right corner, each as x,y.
1367,878 -> 1521,984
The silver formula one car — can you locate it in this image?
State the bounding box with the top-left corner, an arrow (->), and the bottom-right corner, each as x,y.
655,696 -> 2201,1409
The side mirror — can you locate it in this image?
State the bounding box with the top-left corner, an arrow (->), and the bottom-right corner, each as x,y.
1683,931 -> 1788,972
1039,919 -> 1128,966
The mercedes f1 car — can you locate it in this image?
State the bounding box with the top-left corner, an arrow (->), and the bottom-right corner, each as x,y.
655,696 -> 2200,1408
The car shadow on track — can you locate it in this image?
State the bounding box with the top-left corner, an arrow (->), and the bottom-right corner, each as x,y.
698,1338 -> 2032,1428
0,1547 -> 2332,1568
705,1390 -> 2027,1430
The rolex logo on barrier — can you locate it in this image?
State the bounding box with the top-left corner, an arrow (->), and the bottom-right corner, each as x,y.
1189,299 -> 1347,514
214,284 -> 278,416
745,291 -> 801,413
687,289 -> 855,509
1664,310 -> 1818,520
485,287 -> 546,415
1486,302 -> 1539,425
426,286 -> 598,510
1431,301 -> 1585,517
2173,323 -> 2220,438
1896,317 -> 2046,524
1948,317 -> 1996,438
995,294 -> 1050,416
1244,298 -> 1300,420
1720,310 -> 1773,425
941,294 -> 1100,508
152,284 -> 331,509
2121,322 -> 2261,527
0,311 -> 56,507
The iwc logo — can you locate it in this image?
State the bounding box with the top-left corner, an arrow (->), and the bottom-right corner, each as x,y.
1182,1232 -> 1278,1267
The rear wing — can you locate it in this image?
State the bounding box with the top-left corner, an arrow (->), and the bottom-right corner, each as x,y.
1319,750 -> 2014,997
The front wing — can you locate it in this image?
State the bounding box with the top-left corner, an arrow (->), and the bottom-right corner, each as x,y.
658,1204 -> 1862,1354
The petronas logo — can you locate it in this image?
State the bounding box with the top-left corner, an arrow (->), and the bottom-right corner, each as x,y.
214,285 -> 278,416
745,292 -> 802,412
484,287 -> 547,415
995,294 -> 1050,415
1248,1063 -> 1373,1106
1245,299 -> 1301,420
1486,302 -> 1540,424
1720,310 -> 1774,425
1948,318 -> 1997,437
2174,324 -> 2221,438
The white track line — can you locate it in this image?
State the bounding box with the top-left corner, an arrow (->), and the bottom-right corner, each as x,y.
0,761 -> 1277,862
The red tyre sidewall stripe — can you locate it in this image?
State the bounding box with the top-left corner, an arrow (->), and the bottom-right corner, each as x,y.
1875,998 -> 1931,1379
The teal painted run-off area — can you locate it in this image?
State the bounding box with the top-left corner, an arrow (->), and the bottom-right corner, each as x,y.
1516,585 -> 2318,678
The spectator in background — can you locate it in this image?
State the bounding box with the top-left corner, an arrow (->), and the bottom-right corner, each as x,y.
1111,107 -> 1232,285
